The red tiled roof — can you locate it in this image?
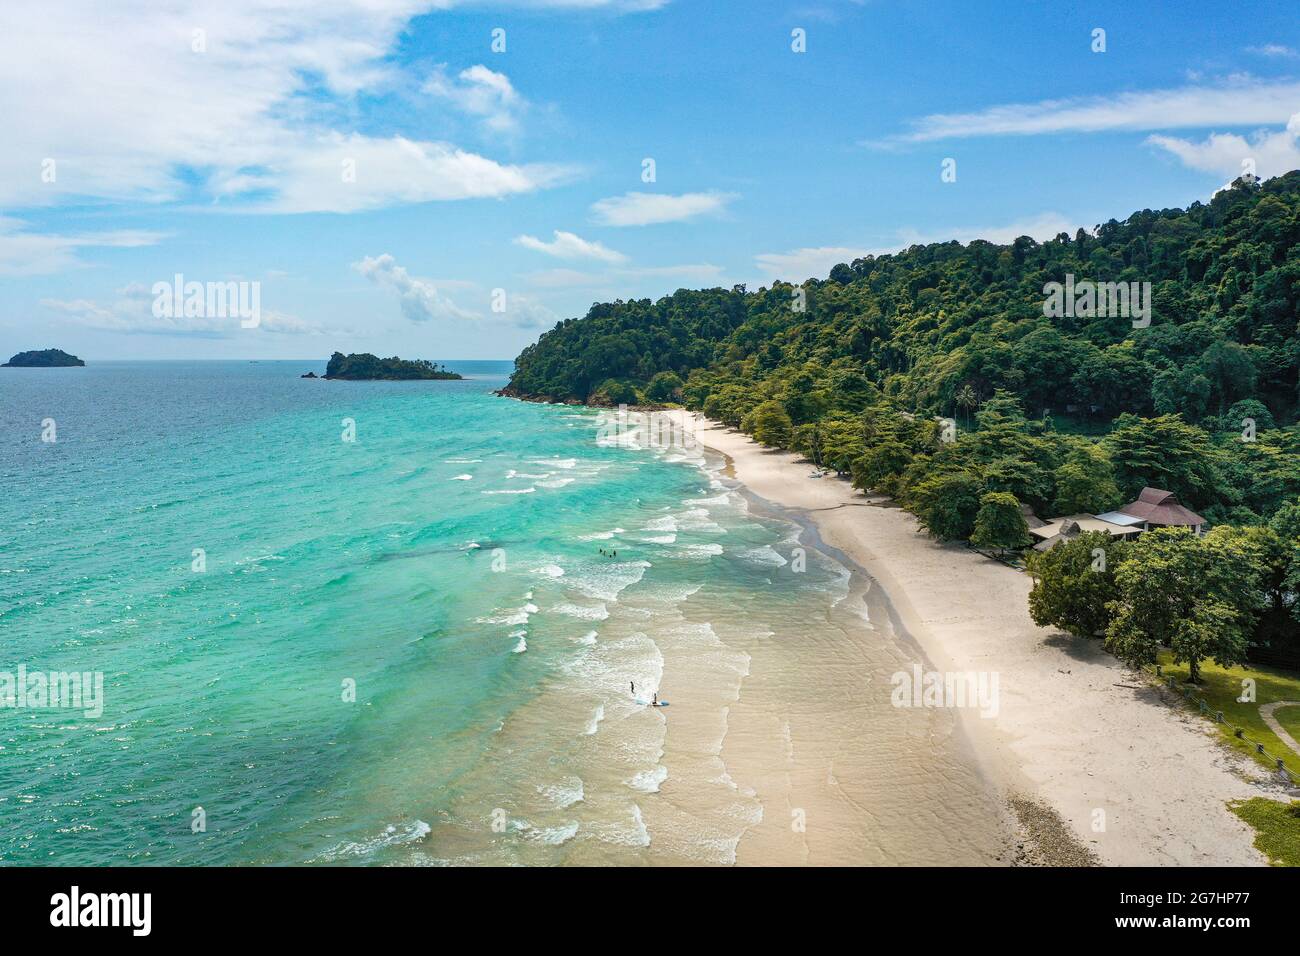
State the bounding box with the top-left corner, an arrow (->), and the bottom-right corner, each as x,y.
1118,487 -> 1205,527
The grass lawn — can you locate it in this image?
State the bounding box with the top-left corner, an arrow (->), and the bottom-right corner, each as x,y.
1228,798 -> 1300,867
1277,706 -> 1300,746
1153,652 -> 1300,775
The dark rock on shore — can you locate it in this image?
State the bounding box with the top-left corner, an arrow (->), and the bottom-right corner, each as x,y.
494,388 -> 674,412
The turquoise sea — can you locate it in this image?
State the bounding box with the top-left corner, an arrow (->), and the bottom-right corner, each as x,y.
0,361 -> 1001,866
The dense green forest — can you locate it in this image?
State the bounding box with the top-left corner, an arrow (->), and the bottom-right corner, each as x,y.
505,172 -> 1300,673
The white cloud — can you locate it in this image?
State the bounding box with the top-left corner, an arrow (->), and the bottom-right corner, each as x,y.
756,214 -> 1077,281
41,296 -> 137,331
0,217 -> 165,275
524,268 -> 602,288
499,293 -> 560,329
624,263 -> 723,281
256,310 -> 327,335
754,246 -> 880,282
524,262 -> 722,289
896,213 -> 1078,247
353,253 -> 479,322
0,2 -> 581,213
424,64 -> 527,135
448,0 -> 666,7
590,191 -> 737,226
1148,113 -> 1300,183
256,133 -> 573,213
881,79 -> 1300,143
40,283 -> 324,335
353,252 -> 565,327
1246,44 -> 1298,58
514,230 -> 627,263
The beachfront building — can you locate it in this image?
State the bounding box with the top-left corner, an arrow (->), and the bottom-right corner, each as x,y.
1029,487 -> 1207,551
1020,502 -> 1047,531
1101,486 -> 1206,535
1028,514 -> 1144,552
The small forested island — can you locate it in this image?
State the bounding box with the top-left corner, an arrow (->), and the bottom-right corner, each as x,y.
3,348 -> 85,367
321,352 -> 462,380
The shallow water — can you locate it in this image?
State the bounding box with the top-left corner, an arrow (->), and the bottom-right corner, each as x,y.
0,361 -> 1004,865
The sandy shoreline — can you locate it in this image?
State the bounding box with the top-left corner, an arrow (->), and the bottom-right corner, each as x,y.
674,411 -> 1279,866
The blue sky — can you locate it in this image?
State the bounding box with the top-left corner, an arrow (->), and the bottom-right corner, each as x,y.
3,0 -> 1300,360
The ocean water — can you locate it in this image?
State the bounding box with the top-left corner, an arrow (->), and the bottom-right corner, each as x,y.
0,361 -> 1003,866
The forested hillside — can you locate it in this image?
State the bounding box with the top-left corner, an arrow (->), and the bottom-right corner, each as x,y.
507,173 -> 1300,528
506,173 -> 1300,671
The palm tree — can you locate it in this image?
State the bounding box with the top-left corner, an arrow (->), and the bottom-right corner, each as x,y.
955,384 -> 979,429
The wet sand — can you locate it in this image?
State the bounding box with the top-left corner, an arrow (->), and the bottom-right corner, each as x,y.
691,477 -> 1011,865
677,412 -> 1272,866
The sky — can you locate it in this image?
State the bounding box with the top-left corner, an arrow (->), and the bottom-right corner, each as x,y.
3,0 -> 1300,361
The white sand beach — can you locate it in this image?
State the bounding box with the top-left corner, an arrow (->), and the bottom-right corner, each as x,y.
676,411 -> 1279,866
